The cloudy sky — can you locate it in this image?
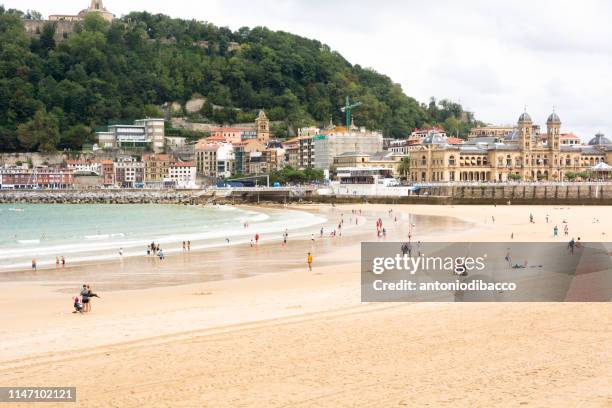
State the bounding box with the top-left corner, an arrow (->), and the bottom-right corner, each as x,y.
5,0 -> 612,141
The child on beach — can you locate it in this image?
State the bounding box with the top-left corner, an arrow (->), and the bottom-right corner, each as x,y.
73,296 -> 83,313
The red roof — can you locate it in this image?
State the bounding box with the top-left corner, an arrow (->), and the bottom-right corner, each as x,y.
447,137 -> 464,145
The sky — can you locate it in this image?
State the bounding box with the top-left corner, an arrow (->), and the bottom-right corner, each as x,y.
4,0 -> 612,141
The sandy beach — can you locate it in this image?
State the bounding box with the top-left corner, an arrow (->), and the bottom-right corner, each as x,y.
1,204 -> 611,407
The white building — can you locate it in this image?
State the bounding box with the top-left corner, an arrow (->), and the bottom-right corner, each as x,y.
96,118 -> 166,152
65,160 -> 101,175
135,118 -> 165,152
314,127 -> 383,169
169,162 -> 197,189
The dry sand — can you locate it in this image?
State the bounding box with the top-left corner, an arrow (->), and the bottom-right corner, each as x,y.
0,204 -> 611,407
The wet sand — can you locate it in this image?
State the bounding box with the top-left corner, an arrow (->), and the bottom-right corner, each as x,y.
0,204 -> 611,407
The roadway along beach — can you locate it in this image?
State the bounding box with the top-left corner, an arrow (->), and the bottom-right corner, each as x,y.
0,204 -> 611,407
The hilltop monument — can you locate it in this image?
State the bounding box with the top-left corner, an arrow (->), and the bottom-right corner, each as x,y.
49,0 -> 115,22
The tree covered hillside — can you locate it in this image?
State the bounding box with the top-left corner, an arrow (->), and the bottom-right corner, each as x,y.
0,6 -> 479,152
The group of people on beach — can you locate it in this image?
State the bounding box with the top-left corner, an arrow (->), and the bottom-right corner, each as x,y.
73,284 -> 100,314
146,241 -> 168,260
30,256 -> 67,271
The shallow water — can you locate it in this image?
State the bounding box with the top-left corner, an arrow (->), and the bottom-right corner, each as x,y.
0,204 -> 326,271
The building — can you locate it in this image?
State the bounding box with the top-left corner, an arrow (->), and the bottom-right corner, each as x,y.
410,127 -> 446,140
49,0 -> 114,22
0,167 -> 73,189
24,1 -> 115,42
134,118 -> 166,152
298,127 -> 320,138
313,126 -> 383,169
282,137 -> 300,168
100,160 -> 115,186
336,167 -> 394,185
96,118 -> 165,152
255,110 -> 270,144
468,125 -> 514,139
169,162 -> 197,189
195,142 -> 235,179
332,151 -> 406,178
114,157 -> 144,188
232,140 -> 267,175
560,133 -> 581,146
410,111 -> 612,182
299,136 -> 316,169
211,128 -> 243,144
143,154 -> 172,184
65,160 -> 101,175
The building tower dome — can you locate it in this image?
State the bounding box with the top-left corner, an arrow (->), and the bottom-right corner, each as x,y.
588,133 -> 612,146
518,112 -> 532,123
546,112 -> 561,124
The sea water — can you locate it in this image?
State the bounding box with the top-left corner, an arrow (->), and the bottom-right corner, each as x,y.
0,204 -> 326,271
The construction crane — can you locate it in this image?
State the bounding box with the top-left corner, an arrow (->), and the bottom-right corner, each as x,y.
340,96 -> 362,130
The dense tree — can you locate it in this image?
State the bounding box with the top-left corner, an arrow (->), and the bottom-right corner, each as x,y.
0,8 -> 480,152
16,107 -> 59,152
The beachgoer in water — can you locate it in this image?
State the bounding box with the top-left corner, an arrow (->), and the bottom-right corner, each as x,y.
56,257 -> 60,267
307,252 -> 313,271
187,241 -> 191,251
182,241 -> 186,252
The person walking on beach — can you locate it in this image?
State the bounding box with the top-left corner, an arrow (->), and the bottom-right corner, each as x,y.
529,213 -> 534,223
56,257 -> 60,267
61,256 -> 65,267
255,233 -> 260,245
187,241 -> 191,251
307,252 -> 313,272
568,238 -> 576,255
553,225 -> 559,237
31,259 -> 37,271
182,241 -> 186,252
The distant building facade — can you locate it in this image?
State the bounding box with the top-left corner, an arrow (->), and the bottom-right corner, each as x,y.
410,111 -> 612,182
97,118 -> 165,152
314,126 -> 383,169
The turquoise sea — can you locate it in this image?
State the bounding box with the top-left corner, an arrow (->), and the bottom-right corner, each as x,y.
0,204 -> 326,270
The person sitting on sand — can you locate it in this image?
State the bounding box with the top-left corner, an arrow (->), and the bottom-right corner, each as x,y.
73,296 -> 83,313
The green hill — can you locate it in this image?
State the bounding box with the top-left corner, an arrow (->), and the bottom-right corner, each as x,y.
0,7 -> 479,152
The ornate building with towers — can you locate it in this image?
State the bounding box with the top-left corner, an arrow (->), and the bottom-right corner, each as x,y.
410,110 -> 612,182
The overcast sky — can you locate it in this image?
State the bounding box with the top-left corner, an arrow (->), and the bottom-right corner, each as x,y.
5,0 -> 612,141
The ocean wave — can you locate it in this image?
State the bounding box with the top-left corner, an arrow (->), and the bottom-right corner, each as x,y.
85,234 -> 110,240
17,239 -> 40,244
